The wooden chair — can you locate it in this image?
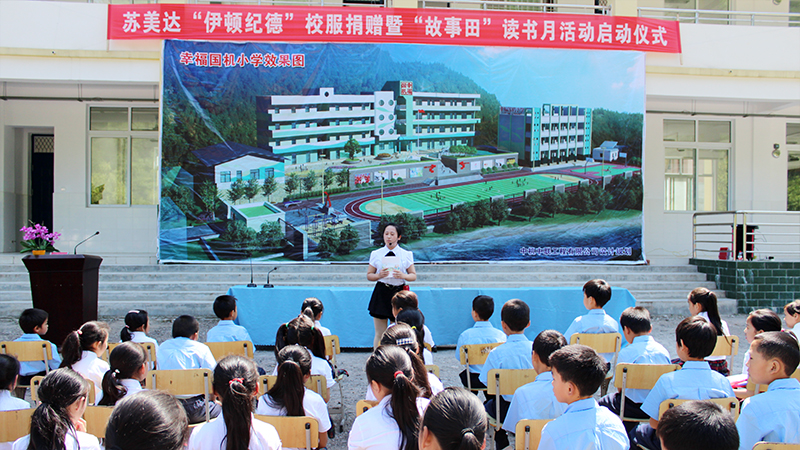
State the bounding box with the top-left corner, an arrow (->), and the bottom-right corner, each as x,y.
658,397 -> 740,420
83,405 -> 114,439
323,334 -> 345,432
258,375 -> 329,402
425,365 -> 440,377
710,335 -> 739,371
254,415 -> 319,450
614,364 -> 681,422
145,369 -> 213,422
107,342 -> 158,369
424,342 -> 433,352
569,333 -> 622,395
205,340 -> 254,361
486,368 -> 538,445
0,341 -> 53,393
355,399 -> 378,417
514,419 -> 552,450
752,443 -> 800,450
0,408 -> 35,443
459,342 -> 503,391
31,375 -> 96,405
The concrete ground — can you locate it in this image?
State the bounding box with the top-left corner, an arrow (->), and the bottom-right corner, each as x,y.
0,312 -> 748,450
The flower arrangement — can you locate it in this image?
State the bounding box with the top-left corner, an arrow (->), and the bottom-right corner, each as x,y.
20,223 -> 60,253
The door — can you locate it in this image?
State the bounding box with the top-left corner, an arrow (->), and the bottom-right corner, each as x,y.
31,134 -> 55,231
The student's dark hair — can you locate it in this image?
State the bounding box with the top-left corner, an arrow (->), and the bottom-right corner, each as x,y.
213,295 -> 237,320
105,390 -> 189,450
392,290 -> 419,311
19,308 -> 48,334
121,309 -> 149,342
583,279 -> 612,307
656,401 -> 739,450
367,345 -> 421,450
785,300 -> 800,317
753,331 -> 800,377
395,308 -> 426,357
275,310 -> 325,359
302,297 -> 325,319
59,321 -> 110,369
99,342 -> 148,406
171,315 -> 199,339
213,355 -> 259,450
501,299 -> 529,332
549,344 -> 607,397
0,354 -> 20,391
267,345 -> 311,417
748,309 -> 782,333
27,368 -> 91,450
472,295 -> 494,321
688,287 -> 724,336
382,222 -> 404,238
619,306 -> 652,334
421,387 -> 487,450
381,323 -> 432,398
675,316 -> 718,359
533,330 -> 567,367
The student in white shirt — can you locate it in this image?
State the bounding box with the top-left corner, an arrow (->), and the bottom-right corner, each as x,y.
395,308 -> 435,366
729,309 -> 782,392
0,355 -> 30,412
256,345 -> 331,448
302,297 -> 332,336
380,324 -> 443,398
120,309 -> 159,350
105,390 -> 188,450
275,311 -> 335,399
189,355 -> 281,450
784,300 -> 800,337
419,387 -> 487,450
13,368 -> 101,450
391,291 -> 436,362
98,342 -> 147,406
688,287 -> 731,375
59,321 -> 110,404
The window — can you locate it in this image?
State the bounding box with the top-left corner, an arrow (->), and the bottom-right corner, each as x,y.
89,106 -> 158,206
788,123 -> 800,211
236,170 -> 243,180
664,119 -> 731,211
250,169 -> 259,180
220,172 -> 231,183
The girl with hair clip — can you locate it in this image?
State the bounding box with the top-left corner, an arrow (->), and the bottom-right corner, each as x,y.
59,321 -> 110,404
274,311 -> 335,395
120,309 -> 158,350
394,309 -> 433,365
12,368 -> 100,450
784,299 -> 800,336
0,354 -> 30,412
729,308 -> 783,391
686,287 -> 731,375
188,355 -> 281,450
105,390 -> 188,450
256,345 -> 331,449
419,387 -> 487,450
348,345 -> 427,450
380,323 -> 442,399
302,297 -> 331,337
98,342 -> 148,406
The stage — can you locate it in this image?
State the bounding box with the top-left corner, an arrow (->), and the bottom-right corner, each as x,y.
228,286 -> 637,348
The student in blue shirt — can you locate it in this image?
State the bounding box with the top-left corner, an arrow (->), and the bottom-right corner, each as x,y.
13,308 -> 61,397
455,295 -> 506,394
502,330 -> 568,435
538,345 -> 629,450
736,331 -> 800,450
206,295 -> 252,343
657,401 -> 739,450
564,279 -> 620,364
632,316 -> 736,450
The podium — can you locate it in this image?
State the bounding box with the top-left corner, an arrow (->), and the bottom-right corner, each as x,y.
22,254 -> 103,346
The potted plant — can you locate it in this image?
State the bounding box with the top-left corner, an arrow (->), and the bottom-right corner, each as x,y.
20,223 -> 61,255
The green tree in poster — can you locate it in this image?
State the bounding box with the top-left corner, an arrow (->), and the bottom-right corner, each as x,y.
220,220 -> 257,252
444,210 -> 462,234
197,180 -> 221,215
303,170 -> 317,196
262,175 -> 277,202
344,139 -> 361,160
490,198 -> 509,224
543,192 -> 568,217
337,225 -> 359,255
516,195 -> 542,221
569,183 -> 611,214
316,228 -> 339,257
285,173 -> 299,197
257,221 -> 284,248
335,168 -> 350,188
323,169 -> 335,191
473,200 -> 492,227
244,178 -> 260,203
227,179 -> 245,205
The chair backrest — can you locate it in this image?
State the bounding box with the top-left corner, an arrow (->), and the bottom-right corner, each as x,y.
108,342 -> 157,362
31,375 -> 96,405
515,419 -> 552,450
752,443 -> 800,450
254,415 -> 319,450
569,333 -> 622,355
0,341 -> 53,373
424,342 -> 432,352
205,341 -> 254,361
425,365 -> 440,377
83,405 -> 114,439
323,335 -> 340,369
356,399 -> 378,417
658,398 -> 740,420
710,335 -> 739,357
459,342 -> 503,366
258,375 -> 328,399
614,364 -> 682,390
145,369 -> 213,421
486,369 -> 538,396
0,408 -> 35,442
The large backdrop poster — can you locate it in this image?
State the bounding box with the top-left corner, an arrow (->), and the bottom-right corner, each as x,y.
160,39 -> 646,263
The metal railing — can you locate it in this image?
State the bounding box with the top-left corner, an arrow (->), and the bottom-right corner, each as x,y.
692,211 -> 800,261
639,7 -> 800,27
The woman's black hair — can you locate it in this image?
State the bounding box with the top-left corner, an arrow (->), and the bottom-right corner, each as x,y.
748,309 -> 782,333
99,342 -> 148,406
266,345 -> 312,417
366,345 -> 421,450
381,323 -> 432,398
689,288 -> 724,336
302,298 -> 325,320
275,309 -> 325,359
121,310 -> 149,342
395,309 -> 426,357
105,390 -> 188,450
0,354 -> 20,391
60,321 -> 110,368
27,368 -> 90,450
785,300 -> 800,317
213,355 -> 259,450
421,387 -> 487,450
382,222 -> 404,238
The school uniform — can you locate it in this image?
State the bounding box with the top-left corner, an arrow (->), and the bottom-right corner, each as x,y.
188,413 -> 281,450
156,337 -> 220,424
118,378 -> 144,401
564,309 -> 620,363
737,377 -> 800,450
365,372 -> 443,402
13,333 -> 61,377
206,320 -> 252,343
315,320 -> 331,337
791,323 -> 800,338
71,351 -> 109,405
502,371 -> 567,434
699,311 -> 731,374
12,430 -> 101,450
256,388 -> 332,434
0,390 -> 30,411
348,394 -> 429,450
368,245 -> 413,320
271,352 -> 335,388
387,322 -> 435,362
537,398 -> 629,450
455,321 -> 507,390
127,331 -> 159,350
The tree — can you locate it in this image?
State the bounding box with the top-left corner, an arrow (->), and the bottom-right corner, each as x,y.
262,175 -> 277,202
244,178 -> 260,203
337,225 -> 359,255
284,172 -> 299,197
606,175 -> 643,210
516,195 -> 542,221
220,220 -> 257,253
473,200 -> 492,228
257,221 -> 284,248
490,198 -> 509,224
323,169 -> 335,191
303,170 -> 317,195
315,228 -> 339,257
335,168 -> 350,188
197,180 -> 221,214
569,183 -> 611,214
543,191 -> 568,217
344,138 -> 361,160
164,184 -> 199,217
226,178 -> 245,205
444,210 -> 462,234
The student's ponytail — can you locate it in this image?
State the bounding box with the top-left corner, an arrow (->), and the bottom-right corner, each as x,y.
301,297 -> 324,320
99,342 -> 147,406
421,387 -> 487,450
213,355 -> 258,450
689,288 -> 724,336
381,324 -> 432,398
60,321 -> 110,368
280,312 -> 326,359
121,309 -> 149,342
367,345 -> 421,450
28,368 -> 91,450
395,309 -> 427,356
267,345 -> 311,416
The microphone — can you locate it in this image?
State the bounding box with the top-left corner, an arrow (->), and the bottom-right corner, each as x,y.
264,267 -> 278,288
247,258 -> 257,287
73,231 -> 100,254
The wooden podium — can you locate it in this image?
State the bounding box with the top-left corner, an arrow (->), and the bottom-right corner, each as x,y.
22,254 -> 103,346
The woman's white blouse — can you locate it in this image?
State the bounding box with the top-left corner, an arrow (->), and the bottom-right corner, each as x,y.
369,246 -> 414,287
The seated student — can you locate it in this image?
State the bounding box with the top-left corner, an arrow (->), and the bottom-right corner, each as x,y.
502,330 -> 568,435
302,297 -> 331,336
13,308 -> 61,397
391,290 -> 435,359
564,279 -> 620,364
189,355 -> 281,450
106,390 -> 188,450
631,316 -> 736,450
0,355 -> 30,412
98,342 -> 148,406
729,309 -> 782,391
419,387 -> 487,450
120,309 -> 159,349
206,295 -> 253,343
686,288 -> 731,375
274,310 -> 335,394
658,401 -> 739,450
455,295 -> 506,394
60,321 -> 110,404
598,306 -> 671,432
736,331 -> 800,450
381,323 -> 442,398
395,308 -> 434,365
784,299 -> 800,337
538,345 -> 629,450
479,299 -> 533,449
157,315 -> 221,424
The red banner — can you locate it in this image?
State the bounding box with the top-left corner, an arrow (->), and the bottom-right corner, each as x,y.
108,5 -> 681,53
